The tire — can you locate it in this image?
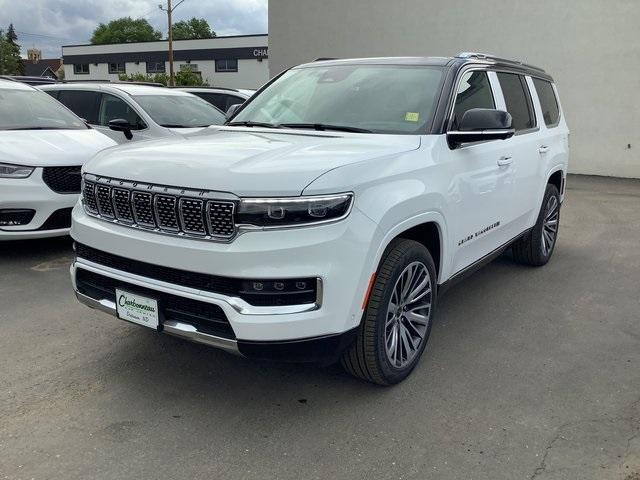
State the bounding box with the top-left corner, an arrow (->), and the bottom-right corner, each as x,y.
341,239 -> 437,385
512,183 -> 561,266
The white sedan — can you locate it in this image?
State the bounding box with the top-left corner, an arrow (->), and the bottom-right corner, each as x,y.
0,79 -> 116,240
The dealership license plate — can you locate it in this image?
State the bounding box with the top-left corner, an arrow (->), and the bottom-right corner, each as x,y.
115,289 -> 159,329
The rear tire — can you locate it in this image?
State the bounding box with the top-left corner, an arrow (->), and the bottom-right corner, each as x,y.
341,239 -> 437,385
512,183 -> 561,266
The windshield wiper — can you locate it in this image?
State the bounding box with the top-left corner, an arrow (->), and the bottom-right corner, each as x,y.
3,126 -> 76,131
280,123 -> 372,133
226,121 -> 282,129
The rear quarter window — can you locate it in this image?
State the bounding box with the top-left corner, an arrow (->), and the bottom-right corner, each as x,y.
496,72 -> 536,131
532,78 -> 560,127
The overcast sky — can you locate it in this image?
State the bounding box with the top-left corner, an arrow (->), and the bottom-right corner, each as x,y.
0,0 -> 268,58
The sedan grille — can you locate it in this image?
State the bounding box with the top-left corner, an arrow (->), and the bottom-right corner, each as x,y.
82,175 -> 237,241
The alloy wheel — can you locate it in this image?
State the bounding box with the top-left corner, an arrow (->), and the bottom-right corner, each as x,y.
542,195 -> 559,256
384,261 -> 432,368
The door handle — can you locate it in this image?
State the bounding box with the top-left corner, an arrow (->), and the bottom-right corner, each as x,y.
497,156 -> 513,166
538,145 -> 550,154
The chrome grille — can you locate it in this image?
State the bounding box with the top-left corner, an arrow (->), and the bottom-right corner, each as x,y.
207,201 -> 235,237
83,181 -> 98,213
155,195 -> 179,231
112,188 -> 133,222
179,198 -> 206,235
96,185 -> 115,218
132,192 -> 155,227
81,175 -> 237,241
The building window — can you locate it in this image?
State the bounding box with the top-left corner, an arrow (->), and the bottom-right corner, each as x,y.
146,62 -> 166,73
73,64 -> 90,75
108,62 -> 126,74
215,59 -> 238,72
180,63 -> 199,72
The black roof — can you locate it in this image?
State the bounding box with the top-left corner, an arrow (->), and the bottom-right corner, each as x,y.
298,52 -> 552,81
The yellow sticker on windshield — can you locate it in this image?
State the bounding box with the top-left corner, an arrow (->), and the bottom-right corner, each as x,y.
405,112 -> 420,122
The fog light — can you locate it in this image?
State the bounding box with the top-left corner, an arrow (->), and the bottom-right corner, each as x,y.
0,209 -> 35,226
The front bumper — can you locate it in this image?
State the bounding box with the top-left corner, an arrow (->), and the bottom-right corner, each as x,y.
0,169 -> 76,240
71,203 -> 378,360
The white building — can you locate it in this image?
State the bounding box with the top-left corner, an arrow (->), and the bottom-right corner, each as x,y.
269,1 -> 639,179
62,34 -> 268,89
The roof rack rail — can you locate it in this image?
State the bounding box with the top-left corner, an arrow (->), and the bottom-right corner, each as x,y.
313,57 -> 338,62
61,79 -> 165,87
168,86 -> 241,92
456,52 -> 546,73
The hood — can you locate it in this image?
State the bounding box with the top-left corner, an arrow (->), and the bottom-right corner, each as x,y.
84,127 -> 421,196
0,129 -> 117,167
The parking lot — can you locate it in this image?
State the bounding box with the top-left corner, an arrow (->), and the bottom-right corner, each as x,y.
0,174 -> 638,480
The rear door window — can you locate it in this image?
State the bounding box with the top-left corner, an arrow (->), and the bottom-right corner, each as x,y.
451,70 -> 495,130
56,90 -> 101,124
532,78 -> 560,127
496,73 -> 536,131
98,93 -> 146,130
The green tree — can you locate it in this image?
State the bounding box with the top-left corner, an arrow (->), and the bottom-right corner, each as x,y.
172,18 -> 215,40
175,69 -> 208,86
91,17 -> 161,44
0,25 -> 24,75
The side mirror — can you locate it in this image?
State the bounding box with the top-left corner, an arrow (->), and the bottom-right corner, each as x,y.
108,118 -> 133,140
447,109 -> 515,149
226,103 -> 242,120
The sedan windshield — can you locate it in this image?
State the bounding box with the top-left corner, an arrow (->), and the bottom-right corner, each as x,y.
0,89 -> 87,130
232,64 -> 444,134
133,94 -> 226,128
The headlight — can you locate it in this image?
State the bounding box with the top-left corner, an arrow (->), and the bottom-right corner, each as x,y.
0,163 -> 34,179
237,193 -> 353,228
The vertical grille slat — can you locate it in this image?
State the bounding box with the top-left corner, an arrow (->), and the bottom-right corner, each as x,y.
83,181 -> 98,213
206,201 -> 235,238
112,188 -> 133,222
132,191 -> 155,227
82,176 -> 237,241
179,198 -> 206,235
95,185 -> 115,218
154,195 -> 179,231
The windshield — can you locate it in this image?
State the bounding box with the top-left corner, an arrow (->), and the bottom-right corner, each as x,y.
133,94 -> 226,128
232,64 -> 444,134
0,88 -> 87,131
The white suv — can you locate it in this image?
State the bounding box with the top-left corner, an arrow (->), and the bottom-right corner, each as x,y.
40,83 -> 225,144
70,53 -> 569,384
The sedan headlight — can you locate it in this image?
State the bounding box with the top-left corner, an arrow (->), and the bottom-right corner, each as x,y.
0,163 -> 34,179
237,193 -> 354,228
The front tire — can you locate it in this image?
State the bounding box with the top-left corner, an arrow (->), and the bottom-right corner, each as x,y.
512,183 -> 561,266
341,239 -> 437,385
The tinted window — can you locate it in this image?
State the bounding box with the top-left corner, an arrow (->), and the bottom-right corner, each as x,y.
234,65 -> 444,134
452,71 -> 495,129
73,64 -> 89,74
56,90 -> 101,124
194,92 -> 227,111
108,62 -> 126,74
98,93 -> 146,129
196,93 -> 244,112
215,59 -> 238,72
533,78 -> 560,127
497,73 -> 536,131
0,89 -> 87,130
132,94 -> 226,128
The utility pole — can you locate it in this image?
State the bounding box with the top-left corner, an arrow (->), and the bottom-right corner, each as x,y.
159,0 -> 186,86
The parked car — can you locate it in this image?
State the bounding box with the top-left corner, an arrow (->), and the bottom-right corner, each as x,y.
39,83 -> 226,144
0,75 -> 58,86
69,53 -> 569,384
176,87 -> 256,112
0,79 -> 116,240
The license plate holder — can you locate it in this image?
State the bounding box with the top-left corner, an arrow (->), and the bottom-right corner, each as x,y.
115,289 -> 159,330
